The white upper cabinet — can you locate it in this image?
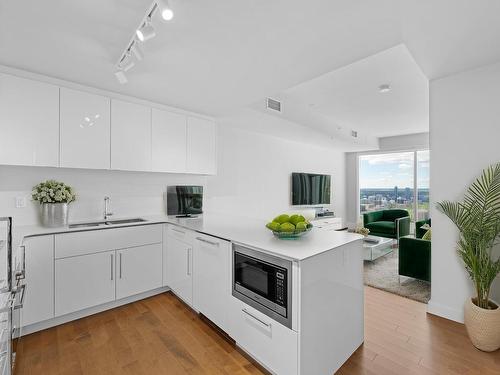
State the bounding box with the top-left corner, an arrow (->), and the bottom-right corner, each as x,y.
60,88 -> 110,169
0,73 -> 59,167
111,100 -> 151,171
151,109 -> 187,173
186,117 -> 217,175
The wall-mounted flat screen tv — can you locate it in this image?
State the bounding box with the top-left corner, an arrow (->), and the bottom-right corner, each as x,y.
291,173 -> 331,206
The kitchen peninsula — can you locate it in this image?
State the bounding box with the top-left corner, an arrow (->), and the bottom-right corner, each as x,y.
15,214 -> 364,375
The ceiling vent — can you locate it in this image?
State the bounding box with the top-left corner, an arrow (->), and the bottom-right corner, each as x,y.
266,98 -> 282,113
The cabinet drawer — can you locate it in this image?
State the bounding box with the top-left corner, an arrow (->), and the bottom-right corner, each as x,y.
55,224 -> 162,259
166,224 -> 192,243
229,297 -> 298,375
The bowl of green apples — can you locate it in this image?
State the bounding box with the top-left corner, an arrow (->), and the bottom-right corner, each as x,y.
266,214 -> 313,240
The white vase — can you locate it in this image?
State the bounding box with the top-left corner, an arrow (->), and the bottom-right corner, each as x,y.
40,203 -> 68,228
464,297 -> 500,352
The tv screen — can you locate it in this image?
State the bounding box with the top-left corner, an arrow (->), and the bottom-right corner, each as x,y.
291,173 -> 331,206
167,185 -> 203,216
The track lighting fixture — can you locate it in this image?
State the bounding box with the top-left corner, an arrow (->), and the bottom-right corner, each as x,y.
130,41 -> 144,61
114,69 -> 127,84
120,52 -> 135,71
157,0 -> 174,21
114,0 -> 176,83
136,16 -> 156,42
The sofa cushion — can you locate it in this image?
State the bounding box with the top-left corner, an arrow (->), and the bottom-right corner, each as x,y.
382,209 -> 409,221
365,221 -> 396,235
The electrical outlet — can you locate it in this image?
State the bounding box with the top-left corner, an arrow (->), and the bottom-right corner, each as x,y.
15,196 -> 26,208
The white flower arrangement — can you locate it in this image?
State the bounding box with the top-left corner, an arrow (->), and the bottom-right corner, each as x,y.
32,180 -> 76,204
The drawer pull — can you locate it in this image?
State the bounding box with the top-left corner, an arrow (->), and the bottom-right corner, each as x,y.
196,237 -> 219,246
119,253 -> 122,279
111,254 -> 114,280
242,308 -> 271,328
171,228 -> 185,235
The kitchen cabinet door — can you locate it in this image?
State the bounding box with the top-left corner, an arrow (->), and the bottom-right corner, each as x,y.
166,234 -> 193,306
0,73 -> 59,167
55,250 -> 115,316
116,243 -> 162,300
60,88 -> 110,169
111,100 -> 151,171
151,109 -> 187,172
22,235 -> 54,327
193,234 -> 231,331
186,117 -> 217,175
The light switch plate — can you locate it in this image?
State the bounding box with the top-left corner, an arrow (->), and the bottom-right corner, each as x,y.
15,196 -> 27,208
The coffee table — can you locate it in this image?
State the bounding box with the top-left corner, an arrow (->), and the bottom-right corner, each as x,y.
363,236 -> 394,261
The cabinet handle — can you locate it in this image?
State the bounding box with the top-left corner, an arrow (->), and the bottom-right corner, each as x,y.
119,253 -> 122,279
16,245 -> 26,280
242,308 -> 271,328
187,248 -> 191,276
111,254 -> 114,280
195,237 -> 219,246
12,284 -> 26,310
172,228 -> 185,235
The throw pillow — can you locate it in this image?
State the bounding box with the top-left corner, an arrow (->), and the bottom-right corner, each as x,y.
422,228 -> 432,241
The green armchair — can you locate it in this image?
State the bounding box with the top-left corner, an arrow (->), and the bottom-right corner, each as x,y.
398,219 -> 431,282
362,209 -> 410,240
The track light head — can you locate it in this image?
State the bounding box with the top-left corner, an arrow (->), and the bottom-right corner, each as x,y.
120,52 -> 135,71
114,69 -> 127,84
157,0 -> 174,21
130,41 -> 144,61
136,17 -> 156,42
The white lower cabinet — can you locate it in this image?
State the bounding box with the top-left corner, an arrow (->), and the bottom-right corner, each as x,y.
116,244 -> 162,299
55,250 -> 116,316
193,234 -> 231,331
229,297 -> 299,375
166,233 -> 193,306
22,235 -> 54,326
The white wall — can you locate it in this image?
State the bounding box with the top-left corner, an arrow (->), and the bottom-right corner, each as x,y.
378,132 -> 429,151
205,110 -> 347,221
429,61 -> 500,323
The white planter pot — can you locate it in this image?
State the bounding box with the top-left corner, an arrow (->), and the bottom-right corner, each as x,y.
464,297 -> 500,352
40,203 -> 68,228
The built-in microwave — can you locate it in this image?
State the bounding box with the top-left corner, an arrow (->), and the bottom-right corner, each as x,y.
232,244 -> 292,328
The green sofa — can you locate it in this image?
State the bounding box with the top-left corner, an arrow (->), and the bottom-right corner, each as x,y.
398,219 -> 431,282
362,209 -> 410,240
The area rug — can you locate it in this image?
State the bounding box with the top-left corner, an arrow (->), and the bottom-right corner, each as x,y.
364,248 -> 431,303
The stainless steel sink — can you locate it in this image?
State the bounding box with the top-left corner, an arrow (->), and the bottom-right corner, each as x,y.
68,218 -> 146,229
68,222 -> 104,228
105,218 -> 147,225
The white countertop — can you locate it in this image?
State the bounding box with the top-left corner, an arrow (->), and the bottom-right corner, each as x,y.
13,213 -> 363,261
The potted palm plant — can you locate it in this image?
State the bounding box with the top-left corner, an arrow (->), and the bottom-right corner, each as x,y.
32,180 -> 76,227
437,163 -> 500,352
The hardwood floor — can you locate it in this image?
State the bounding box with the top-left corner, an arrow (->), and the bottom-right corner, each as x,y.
16,287 -> 500,375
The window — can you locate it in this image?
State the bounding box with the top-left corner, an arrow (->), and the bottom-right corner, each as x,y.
359,150 -> 429,224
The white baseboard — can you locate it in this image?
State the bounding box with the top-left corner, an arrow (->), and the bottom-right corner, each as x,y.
22,286 -> 170,336
427,299 -> 464,323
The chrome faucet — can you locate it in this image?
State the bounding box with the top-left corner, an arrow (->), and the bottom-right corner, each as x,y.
104,196 -> 113,220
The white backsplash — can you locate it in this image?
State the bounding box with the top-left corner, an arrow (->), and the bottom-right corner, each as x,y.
0,165 -> 207,226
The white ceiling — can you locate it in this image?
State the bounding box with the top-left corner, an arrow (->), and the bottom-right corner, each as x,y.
267,44 -> 429,138
1,0 -> 500,125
